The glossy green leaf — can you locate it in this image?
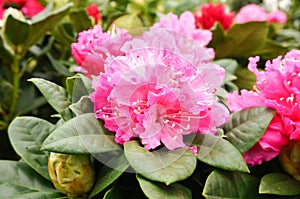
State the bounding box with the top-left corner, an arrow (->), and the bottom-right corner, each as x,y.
215,22 -> 268,59
89,154 -> 129,198
137,175 -> 192,199
103,186 -> 141,199
192,134 -> 249,173
29,78 -> 72,121
22,3 -> 73,56
224,106 -> 275,153
209,22 -> 225,48
251,39 -> 289,59
42,113 -> 121,154
8,117 -> 55,180
66,75 -> 89,103
233,68 -> 257,90
0,160 -> 62,198
259,173 -> 300,196
70,96 -> 94,116
124,140 -> 196,185
3,15 -> 30,47
203,170 -> 260,199
69,8 -> 92,32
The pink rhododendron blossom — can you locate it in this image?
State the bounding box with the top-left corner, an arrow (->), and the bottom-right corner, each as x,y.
20,0 -> 44,18
235,4 -> 287,24
194,2 -> 235,31
267,10 -> 287,23
226,49 -> 300,165
71,25 -> 132,79
152,11 -> 215,59
91,29 -> 229,151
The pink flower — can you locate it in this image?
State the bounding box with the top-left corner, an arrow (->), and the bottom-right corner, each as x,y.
0,0 -> 44,18
86,3 -> 102,25
226,49 -> 300,165
226,90 -> 289,165
91,29 -> 228,150
235,4 -> 267,23
71,25 -> 132,79
267,10 -> 287,24
152,11 -> 215,59
235,4 -> 287,24
21,0 -> 44,18
194,2 -> 235,31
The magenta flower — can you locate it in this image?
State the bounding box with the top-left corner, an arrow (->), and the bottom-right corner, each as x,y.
71,25 -> 132,79
235,4 -> 287,24
91,29 -> 228,150
152,11 -> 215,59
226,49 -> 300,165
0,0 -> 44,19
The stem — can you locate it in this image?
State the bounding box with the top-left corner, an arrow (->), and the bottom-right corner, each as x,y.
8,55 -> 20,119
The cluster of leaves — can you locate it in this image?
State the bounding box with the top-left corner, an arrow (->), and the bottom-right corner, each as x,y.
2,68 -> 299,198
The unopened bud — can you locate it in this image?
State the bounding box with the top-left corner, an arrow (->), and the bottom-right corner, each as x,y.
48,152 -> 95,197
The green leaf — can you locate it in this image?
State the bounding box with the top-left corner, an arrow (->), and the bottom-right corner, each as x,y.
88,154 -> 129,198
209,22 -> 225,48
259,173 -> 300,196
0,160 -> 61,198
203,170 -> 260,199
214,59 -> 238,84
69,8 -> 92,32
42,113 -> 121,154
224,106 -> 275,153
29,78 -> 72,121
46,52 -> 73,76
251,39 -> 289,59
215,22 -> 268,59
0,32 -> 14,62
11,191 -> 63,199
192,134 -> 249,173
52,22 -> 75,46
124,140 -> 196,185
22,3 -> 73,56
66,75 -> 89,103
70,96 -> 94,116
137,175 -> 192,199
114,13 -> 144,32
233,68 -> 257,90
8,117 -> 55,180
3,15 -> 30,47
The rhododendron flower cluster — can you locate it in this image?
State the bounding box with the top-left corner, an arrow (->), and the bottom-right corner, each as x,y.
226,49 -> 300,165
194,2 -> 235,31
89,28 -> 229,151
0,0 -> 44,18
235,4 -> 287,24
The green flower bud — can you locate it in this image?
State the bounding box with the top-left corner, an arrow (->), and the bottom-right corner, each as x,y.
279,141 -> 300,181
48,152 -> 95,197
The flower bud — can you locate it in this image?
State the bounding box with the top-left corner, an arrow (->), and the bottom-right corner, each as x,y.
279,141 -> 300,181
48,152 -> 95,197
